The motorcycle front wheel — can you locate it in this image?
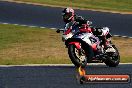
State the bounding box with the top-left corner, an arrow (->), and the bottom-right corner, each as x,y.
68,44 -> 87,68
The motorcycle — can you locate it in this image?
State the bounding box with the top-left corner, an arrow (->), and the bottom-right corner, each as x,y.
56,22 -> 120,68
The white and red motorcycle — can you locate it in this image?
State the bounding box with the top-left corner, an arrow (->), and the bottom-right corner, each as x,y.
56,22 -> 120,68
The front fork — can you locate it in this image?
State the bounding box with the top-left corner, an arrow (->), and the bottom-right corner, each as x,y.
69,42 -> 84,56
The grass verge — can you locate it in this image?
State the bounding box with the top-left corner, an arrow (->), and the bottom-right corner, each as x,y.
0,24 -> 132,65
13,0 -> 132,13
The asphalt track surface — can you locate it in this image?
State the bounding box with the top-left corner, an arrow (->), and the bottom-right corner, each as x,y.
0,64 -> 132,88
0,1 -> 132,37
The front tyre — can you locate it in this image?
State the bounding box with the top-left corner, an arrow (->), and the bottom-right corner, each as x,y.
68,44 -> 87,68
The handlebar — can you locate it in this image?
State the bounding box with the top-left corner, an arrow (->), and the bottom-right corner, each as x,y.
56,29 -> 64,33
56,21 -> 92,33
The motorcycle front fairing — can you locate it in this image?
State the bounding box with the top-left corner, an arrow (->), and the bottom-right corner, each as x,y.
72,33 -> 93,45
63,22 -> 100,52
72,32 -> 100,50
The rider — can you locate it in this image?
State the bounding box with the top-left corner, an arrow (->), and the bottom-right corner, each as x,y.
62,7 -> 91,34
61,7 -> 111,50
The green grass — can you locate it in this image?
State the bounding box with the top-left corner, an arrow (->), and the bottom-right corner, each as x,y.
0,24 -> 132,65
0,24 -> 70,65
14,0 -> 132,12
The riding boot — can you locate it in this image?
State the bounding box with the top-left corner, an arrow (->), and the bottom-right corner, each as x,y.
100,36 -> 116,52
99,36 -> 107,48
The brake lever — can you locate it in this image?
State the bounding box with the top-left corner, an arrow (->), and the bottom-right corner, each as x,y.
56,29 -> 60,33
56,29 -> 64,33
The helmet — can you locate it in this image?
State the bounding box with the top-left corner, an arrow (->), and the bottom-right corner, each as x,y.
62,7 -> 75,23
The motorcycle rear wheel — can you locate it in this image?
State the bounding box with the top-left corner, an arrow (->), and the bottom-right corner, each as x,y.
104,45 -> 120,67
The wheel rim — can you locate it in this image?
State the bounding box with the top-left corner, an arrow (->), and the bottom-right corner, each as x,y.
74,48 -> 87,63
108,51 -> 120,63
112,52 -> 120,62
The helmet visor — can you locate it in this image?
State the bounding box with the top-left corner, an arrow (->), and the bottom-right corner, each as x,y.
62,13 -> 72,21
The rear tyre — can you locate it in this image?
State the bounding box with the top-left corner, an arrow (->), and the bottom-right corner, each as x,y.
104,45 -> 120,67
